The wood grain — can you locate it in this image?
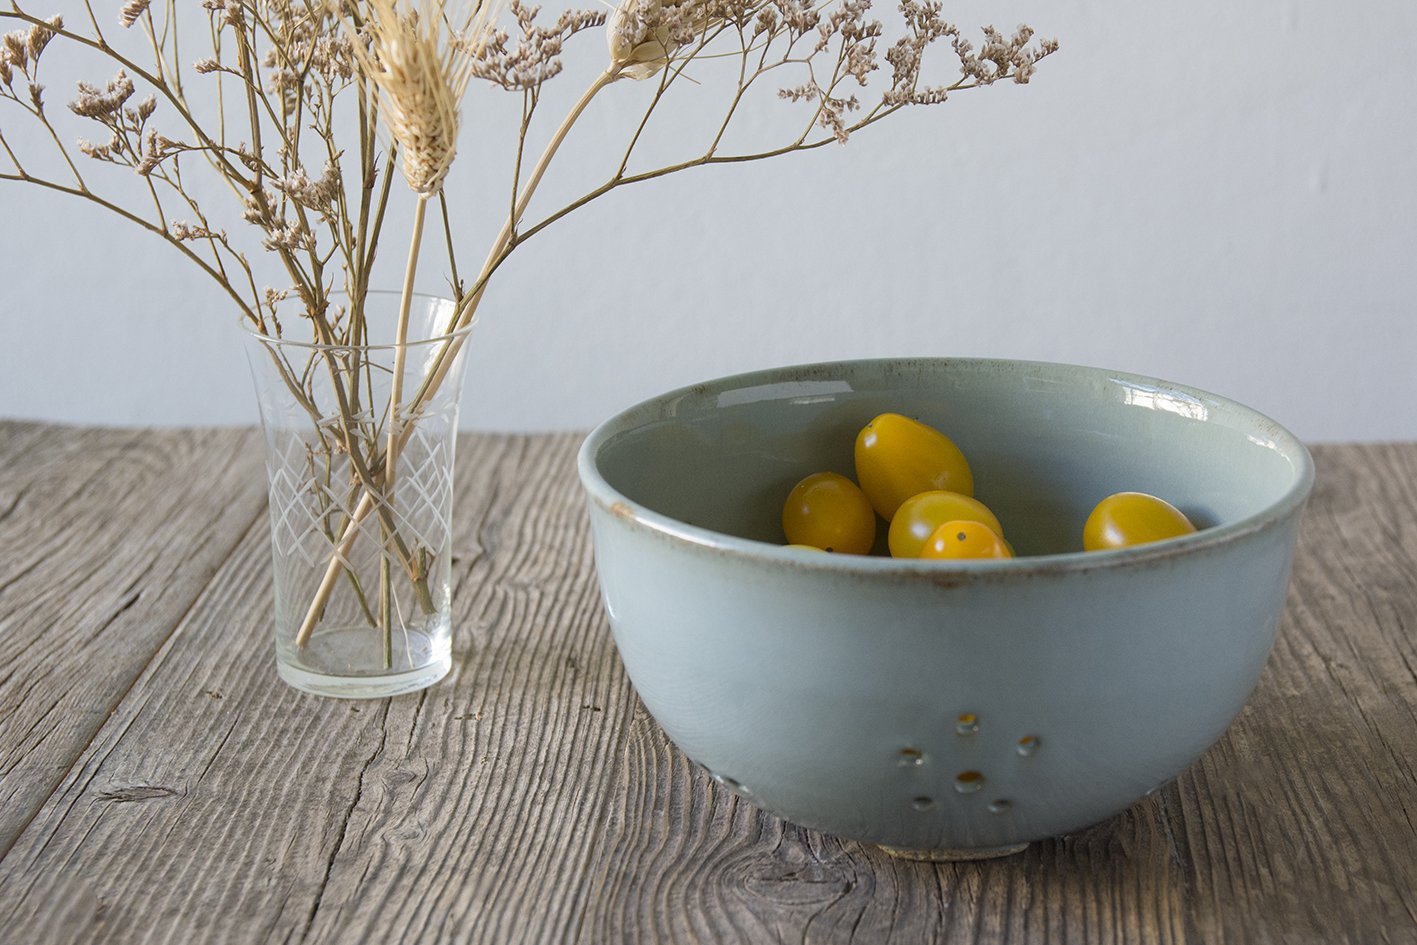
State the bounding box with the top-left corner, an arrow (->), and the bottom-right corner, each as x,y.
0,433 -> 636,945
1158,443 -> 1417,945
0,433 -> 1413,944
0,421 -> 266,857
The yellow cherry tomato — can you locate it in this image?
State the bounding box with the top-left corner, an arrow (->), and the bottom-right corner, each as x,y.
889,491 -> 1004,558
784,544 -> 827,552
1083,492 -> 1196,551
919,520 -> 1013,560
854,413 -> 974,520
781,472 -> 876,554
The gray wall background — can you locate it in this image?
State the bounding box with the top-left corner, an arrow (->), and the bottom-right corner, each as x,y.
1,0 -> 1412,439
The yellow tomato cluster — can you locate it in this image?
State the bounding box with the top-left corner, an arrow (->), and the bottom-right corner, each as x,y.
781,413 -> 1008,560
781,413 -> 1199,559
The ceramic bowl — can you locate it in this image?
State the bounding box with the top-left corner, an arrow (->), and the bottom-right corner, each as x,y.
577,358 -> 1313,859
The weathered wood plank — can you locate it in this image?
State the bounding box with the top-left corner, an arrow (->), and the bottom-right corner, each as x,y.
1158,443 -> 1417,945
0,421 -> 266,857
0,432 -> 640,945
0,434 -> 1413,945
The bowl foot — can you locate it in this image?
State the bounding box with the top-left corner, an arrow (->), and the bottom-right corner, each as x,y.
879,842 -> 1028,862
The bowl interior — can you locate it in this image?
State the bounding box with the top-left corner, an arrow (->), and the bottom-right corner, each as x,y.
589,359 -> 1310,557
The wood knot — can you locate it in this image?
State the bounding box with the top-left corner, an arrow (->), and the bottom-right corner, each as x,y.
384,765 -> 426,788
740,855 -> 854,906
735,831 -> 854,906
96,785 -> 181,804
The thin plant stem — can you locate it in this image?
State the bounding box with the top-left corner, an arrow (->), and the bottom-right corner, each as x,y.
379,191 -> 431,664
438,190 -> 462,297
379,534 -> 393,668
387,193 -> 431,457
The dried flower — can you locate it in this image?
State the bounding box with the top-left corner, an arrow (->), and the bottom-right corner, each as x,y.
121,1 -> 152,28
77,133 -> 123,159
779,80 -> 859,143
2,31 -> 26,71
954,24 -> 1053,86
3,16 -> 60,78
241,191 -> 276,225
274,160 -> 343,215
133,129 -> 172,175
68,70 -> 136,119
473,0 -> 605,91
345,0 -> 503,194
812,0 -> 880,85
25,15 -> 59,60
607,0 -> 717,81
203,0 -> 245,30
313,35 -> 357,83
883,0 -> 957,105
261,220 -> 315,252
170,220 -> 222,241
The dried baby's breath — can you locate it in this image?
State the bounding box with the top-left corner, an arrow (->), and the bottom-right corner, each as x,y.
170,220 -> 223,241
68,71 -> 136,119
261,220 -> 316,252
24,15 -> 56,60
120,1 -> 152,28
2,32 -> 26,71
473,0 -> 606,91
274,159 -> 343,216
2,15 -> 60,79
202,0 -> 244,30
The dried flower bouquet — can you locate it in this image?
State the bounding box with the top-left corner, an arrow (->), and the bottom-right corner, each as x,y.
0,0 -> 1055,693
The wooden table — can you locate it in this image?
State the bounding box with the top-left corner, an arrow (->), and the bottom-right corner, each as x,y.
1,422 -> 1414,945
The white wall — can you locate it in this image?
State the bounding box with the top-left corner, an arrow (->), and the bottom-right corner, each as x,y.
1,0 -> 1413,440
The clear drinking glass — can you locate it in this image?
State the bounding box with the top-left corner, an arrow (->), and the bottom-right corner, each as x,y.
243,293 -> 474,698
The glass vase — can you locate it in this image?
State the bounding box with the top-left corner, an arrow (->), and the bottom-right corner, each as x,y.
243,293 -> 474,698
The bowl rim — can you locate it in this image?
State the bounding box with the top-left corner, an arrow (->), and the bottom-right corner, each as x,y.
576,357 -> 1315,577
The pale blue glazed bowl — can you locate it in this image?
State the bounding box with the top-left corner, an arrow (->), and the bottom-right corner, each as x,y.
577,359 -> 1313,859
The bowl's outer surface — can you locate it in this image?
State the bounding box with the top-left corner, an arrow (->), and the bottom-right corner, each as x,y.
578,358 -> 1314,851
